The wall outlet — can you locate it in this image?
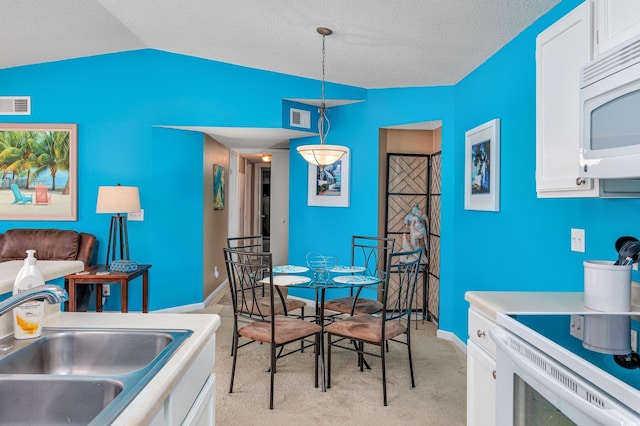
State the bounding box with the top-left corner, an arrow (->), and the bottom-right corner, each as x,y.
128,209 -> 144,221
102,284 -> 110,297
570,314 -> 584,340
632,329 -> 638,353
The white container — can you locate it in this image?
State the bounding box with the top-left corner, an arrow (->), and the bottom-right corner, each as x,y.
12,249 -> 45,339
583,260 -> 631,312
582,314 -> 631,354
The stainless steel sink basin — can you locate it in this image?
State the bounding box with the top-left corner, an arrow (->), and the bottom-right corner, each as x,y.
0,328 -> 192,425
0,329 -> 177,375
0,377 -> 123,425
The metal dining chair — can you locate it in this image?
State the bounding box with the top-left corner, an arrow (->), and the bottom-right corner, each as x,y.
223,248 -> 322,409
325,247 -> 422,406
323,235 -> 395,316
226,235 -> 308,355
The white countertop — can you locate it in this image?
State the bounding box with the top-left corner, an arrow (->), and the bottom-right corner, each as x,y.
39,311 -> 220,425
466,283 -> 640,320
464,291 -> 587,320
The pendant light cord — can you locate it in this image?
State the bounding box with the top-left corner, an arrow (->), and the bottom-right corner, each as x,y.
319,31 -> 330,145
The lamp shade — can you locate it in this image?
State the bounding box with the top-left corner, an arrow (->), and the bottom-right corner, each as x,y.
296,144 -> 348,167
96,186 -> 141,213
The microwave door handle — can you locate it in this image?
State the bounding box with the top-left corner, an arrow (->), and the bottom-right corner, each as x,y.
489,328 -> 638,425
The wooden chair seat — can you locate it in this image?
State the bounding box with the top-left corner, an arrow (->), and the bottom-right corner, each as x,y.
324,297 -> 383,316
240,316 -> 321,345
237,296 -> 306,316
325,314 -> 406,343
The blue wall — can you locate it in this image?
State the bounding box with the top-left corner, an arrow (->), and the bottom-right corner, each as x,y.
0,49 -> 363,311
442,0 -> 640,339
1,0 -> 637,342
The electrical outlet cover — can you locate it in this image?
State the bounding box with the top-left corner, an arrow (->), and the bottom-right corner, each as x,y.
571,228 -> 586,253
570,314 -> 584,340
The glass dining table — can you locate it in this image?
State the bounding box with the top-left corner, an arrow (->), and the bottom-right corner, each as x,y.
269,260 -> 382,392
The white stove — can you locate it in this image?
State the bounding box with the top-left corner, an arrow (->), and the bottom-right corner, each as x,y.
491,312 -> 640,425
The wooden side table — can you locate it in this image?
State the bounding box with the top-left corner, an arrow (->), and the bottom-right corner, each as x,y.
65,264 -> 152,313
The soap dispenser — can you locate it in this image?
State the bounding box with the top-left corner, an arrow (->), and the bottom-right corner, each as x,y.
12,249 -> 46,339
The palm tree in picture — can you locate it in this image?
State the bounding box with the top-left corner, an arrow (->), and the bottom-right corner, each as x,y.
0,130 -> 40,188
32,130 -> 70,192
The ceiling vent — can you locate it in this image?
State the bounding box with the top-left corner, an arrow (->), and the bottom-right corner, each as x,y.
0,97 -> 30,115
290,108 -> 311,129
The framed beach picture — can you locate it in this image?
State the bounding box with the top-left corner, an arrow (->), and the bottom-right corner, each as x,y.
213,164 -> 225,210
307,149 -> 350,207
464,119 -> 500,212
0,123 -> 77,221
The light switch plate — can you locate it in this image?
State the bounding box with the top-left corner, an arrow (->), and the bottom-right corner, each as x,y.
571,228 -> 585,252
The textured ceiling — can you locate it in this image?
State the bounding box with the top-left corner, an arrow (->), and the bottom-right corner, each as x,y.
1,0 -> 559,157
1,0 -> 559,88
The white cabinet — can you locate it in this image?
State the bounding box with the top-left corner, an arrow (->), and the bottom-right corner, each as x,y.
147,332 -> 217,426
536,2 -> 596,197
466,308 -> 497,426
536,1 -> 640,198
595,0 -> 640,57
182,374 -> 216,426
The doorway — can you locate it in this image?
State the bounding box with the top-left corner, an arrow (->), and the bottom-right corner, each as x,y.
379,122 -> 442,323
260,167 -> 271,251
254,162 -> 271,252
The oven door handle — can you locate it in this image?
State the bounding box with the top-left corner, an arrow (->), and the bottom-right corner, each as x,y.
489,327 -> 639,425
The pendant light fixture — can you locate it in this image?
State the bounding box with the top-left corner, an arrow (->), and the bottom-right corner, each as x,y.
297,27 -> 348,167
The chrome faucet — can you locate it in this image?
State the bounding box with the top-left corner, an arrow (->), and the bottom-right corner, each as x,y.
0,284 -> 68,316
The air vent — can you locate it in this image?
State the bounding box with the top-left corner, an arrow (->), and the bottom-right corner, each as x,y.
290,108 -> 311,129
0,97 -> 30,115
582,33 -> 640,88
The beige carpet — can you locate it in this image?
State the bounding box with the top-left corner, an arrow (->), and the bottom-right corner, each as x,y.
195,296 -> 467,426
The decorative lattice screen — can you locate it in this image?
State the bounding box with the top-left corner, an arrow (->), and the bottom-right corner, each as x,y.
385,154 -> 430,319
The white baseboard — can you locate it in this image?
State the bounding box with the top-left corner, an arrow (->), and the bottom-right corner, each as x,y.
206,281 -> 227,306
436,328 -> 467,355
151,280 -> 228,313
153,302 -> 204,313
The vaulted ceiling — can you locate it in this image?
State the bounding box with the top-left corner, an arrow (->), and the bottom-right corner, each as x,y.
1,1 -> 559,155
1,0 -> 558,88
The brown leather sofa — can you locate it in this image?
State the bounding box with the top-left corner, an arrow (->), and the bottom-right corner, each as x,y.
0,228 -> 97,310
0,228 -> 96,265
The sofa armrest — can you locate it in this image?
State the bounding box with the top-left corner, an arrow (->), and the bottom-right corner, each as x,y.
77,232 -> 97,266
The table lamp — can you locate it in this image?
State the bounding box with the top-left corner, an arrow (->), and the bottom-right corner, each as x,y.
96,184 -> 141,265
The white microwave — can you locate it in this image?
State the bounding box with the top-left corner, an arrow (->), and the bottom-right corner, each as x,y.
580,33 -> 640,178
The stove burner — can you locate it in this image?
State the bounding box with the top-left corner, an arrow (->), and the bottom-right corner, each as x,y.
614,352 -> 640,369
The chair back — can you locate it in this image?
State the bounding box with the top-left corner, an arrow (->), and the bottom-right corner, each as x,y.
10,184 -> 24,200
382,248 -> 422,326
227,235 -> 265,252
223,247 -> 274,323
352,235 -> 396,280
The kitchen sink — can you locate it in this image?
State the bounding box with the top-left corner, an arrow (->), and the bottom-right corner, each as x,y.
0,377 -> 123,425
0,328 -> 193,425
0,329 -> 178,375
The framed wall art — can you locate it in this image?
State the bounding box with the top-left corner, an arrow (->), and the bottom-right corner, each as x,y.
0,123 -> 77,221
464,118 -> 500,212
213,164 -> 225,210
307,149 -> 350,207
